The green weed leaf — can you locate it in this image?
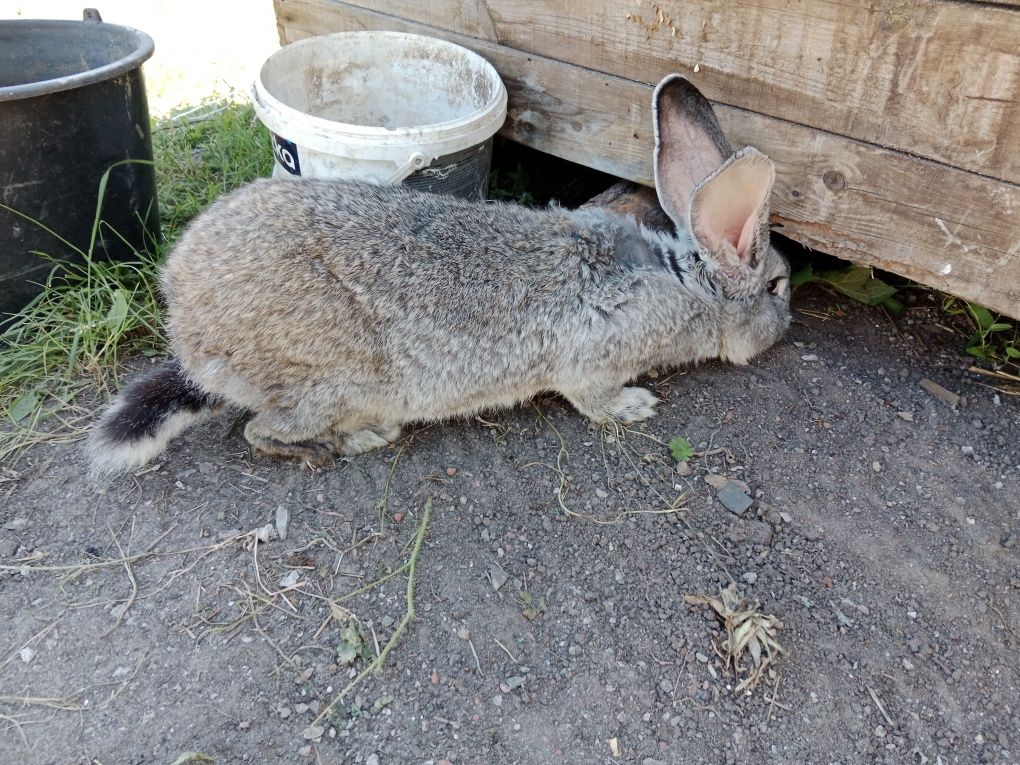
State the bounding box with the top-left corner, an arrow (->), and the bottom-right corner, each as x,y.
10,390 -> 41,423
815,266 -> 897,306
790,265 -> 814,287
669,436 -> 694,463
337,623 -> 367,666
968,305 -> 995,331
106,289 -> 130,330
881,296 -> 904,317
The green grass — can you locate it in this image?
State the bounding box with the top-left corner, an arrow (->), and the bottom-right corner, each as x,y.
942,297 -> 1020,374
155,102 -> 275,236
0,102 -> 271,464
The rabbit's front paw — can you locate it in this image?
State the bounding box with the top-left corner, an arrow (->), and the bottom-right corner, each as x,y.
565,385 -> 659,424
610,386 -> 659,423
339,425 -> 402,455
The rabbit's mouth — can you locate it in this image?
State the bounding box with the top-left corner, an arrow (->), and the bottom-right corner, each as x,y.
718,300 -> 791,365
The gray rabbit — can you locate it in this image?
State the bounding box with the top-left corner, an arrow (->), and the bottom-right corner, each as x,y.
89,75 -> 790,477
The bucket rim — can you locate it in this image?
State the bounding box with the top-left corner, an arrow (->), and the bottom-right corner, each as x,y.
250,31 -> 507,153
0,18 -> 154,102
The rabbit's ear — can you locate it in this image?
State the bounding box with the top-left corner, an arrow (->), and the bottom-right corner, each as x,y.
653,75 -> 733,229
689,147 -> 775,274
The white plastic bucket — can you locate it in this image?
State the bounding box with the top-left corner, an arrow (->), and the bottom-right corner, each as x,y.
250,31 -> 507,198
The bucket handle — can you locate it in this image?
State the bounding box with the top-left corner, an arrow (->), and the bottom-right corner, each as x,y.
386,152 -> 427,184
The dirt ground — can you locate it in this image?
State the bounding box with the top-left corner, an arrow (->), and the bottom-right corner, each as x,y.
1,289 -> 1017,765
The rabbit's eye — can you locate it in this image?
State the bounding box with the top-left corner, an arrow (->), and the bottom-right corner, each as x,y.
768,276 -> 788,296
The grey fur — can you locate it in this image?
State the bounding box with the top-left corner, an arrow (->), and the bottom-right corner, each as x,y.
89,75 -> 791,476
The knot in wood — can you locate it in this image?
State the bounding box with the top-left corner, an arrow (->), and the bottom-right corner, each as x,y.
823,171 -> 847,192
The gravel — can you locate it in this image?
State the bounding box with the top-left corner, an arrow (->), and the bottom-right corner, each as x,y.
1,294 -> 1016,765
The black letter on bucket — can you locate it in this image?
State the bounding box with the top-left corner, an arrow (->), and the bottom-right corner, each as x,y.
272,134 -> 301,175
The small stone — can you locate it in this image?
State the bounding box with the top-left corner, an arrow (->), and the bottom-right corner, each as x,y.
676,462 -> 693,476
278,706 -> 292,719
4,518 -> 30,531
275,506 -> 290,540
491,694 -> 503,706
254,523 -> 277,544
298,746 -> 312,757
489,566 -> 508,591
278,570 -> 301,588
716,481 -> 753,515
896,411 -> 914,422
872,461 -> 882,473
595,488 -> 609,499
446,467 -> 458,476
704,474 -> 728,490
456,626 -> 470,640
695,652 -> 709,663
238,720 -> 251,730
779,511 -> 793,523
19,647 -> 35,663
431,670 -> 440,685
960,445 -> 974,457
302,724 -> 325,740
0,539 -> 18,558
392,512 -> 404,523
801,354 -> 819,362
902,658 -> 915,671
366,755 -> 380,765
741,572 -> 758,585
874,725 -> 886,738
505,675 -> 526,690
198,461 -> 215,474
568,644 -> 581,656
608,737 -> 621,757
642,760 -> 668,765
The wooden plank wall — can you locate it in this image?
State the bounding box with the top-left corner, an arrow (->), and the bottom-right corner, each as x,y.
274,0 -> 1020,318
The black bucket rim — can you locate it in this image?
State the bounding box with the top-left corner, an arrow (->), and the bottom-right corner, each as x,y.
0,18 -> 154,103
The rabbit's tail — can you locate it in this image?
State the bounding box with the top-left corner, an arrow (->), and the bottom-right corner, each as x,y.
88,360 -> 222,479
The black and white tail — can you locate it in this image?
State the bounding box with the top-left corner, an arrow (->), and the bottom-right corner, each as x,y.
88,361 -> 221,479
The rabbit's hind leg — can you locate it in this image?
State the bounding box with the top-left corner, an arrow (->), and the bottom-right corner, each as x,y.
333,424 -> 402,456
564,385 -> 659,424
244,409 -> 338,466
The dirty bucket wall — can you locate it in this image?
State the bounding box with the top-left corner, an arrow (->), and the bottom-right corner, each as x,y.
0,16 -> 160,319
251,31 -> 507,199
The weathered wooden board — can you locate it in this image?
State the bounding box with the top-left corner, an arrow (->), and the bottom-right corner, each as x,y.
279,0 -> 1020,185
275,0 -> 1020,317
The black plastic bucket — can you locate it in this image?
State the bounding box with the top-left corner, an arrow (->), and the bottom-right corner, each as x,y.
0,12 -> 159,318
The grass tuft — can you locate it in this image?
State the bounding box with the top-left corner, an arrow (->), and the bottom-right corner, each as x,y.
0,101 -> 271,463
155,102 -> 274,235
